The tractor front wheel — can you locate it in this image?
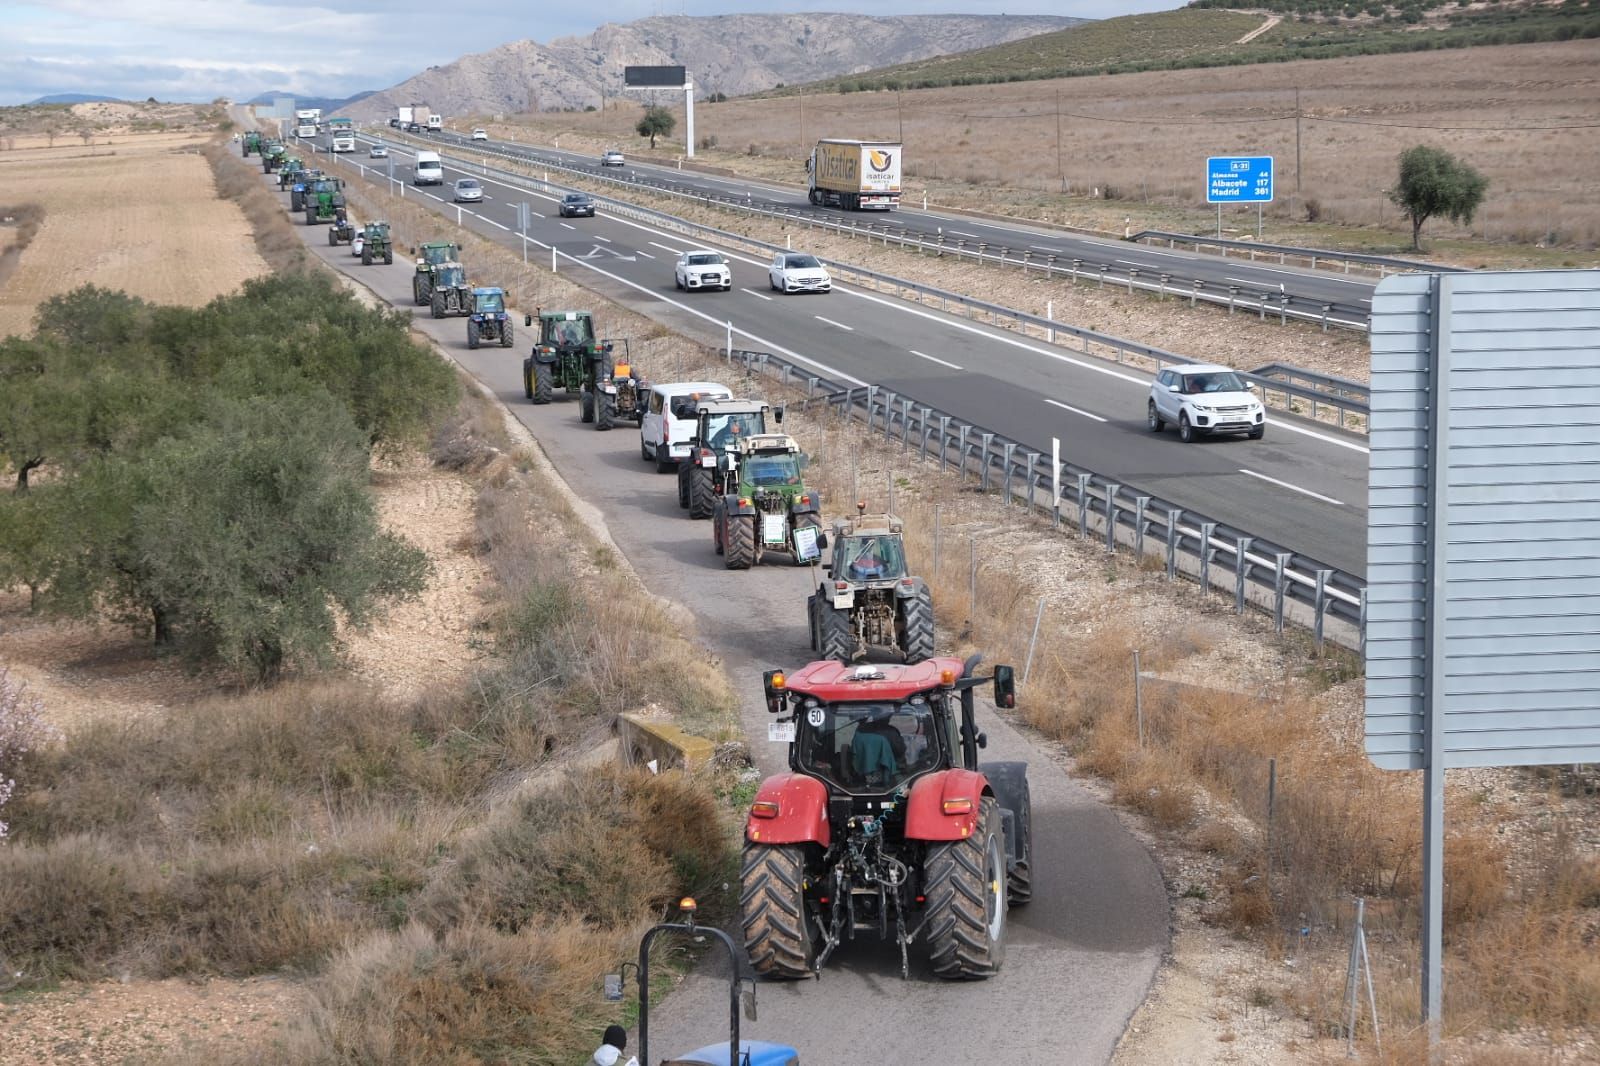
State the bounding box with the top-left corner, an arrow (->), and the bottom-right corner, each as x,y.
383,247 -> 393,265
413,276 -> 429,306
500,321 -> 514,349
1006,782 -> 1033,907
305,207 -> 317,226
533,362 -> 554,404
597,394 -> 616,431
579,391 -> 595,424
361,246 -> 372,266
467,321 -> 480,350
688,467 -> 715,519
725,512 -> 755,570
431,291 -> 445,319
925,797 -> 1007,979
817,600 -> 853,663
327,227 -> 337,246
899,586 -> 936,663
740,844 -> 814,979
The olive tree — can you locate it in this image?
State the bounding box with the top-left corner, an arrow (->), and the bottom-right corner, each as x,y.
1389,145 -> 1489,251
635,106 -> 676,149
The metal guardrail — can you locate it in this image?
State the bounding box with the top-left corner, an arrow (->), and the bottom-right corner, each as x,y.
388,131 -> 1375,334
720,346 -> 1366,653
306,134 -> 1367,650
348,133 -> 1371,431
1127,230 -> 1468,278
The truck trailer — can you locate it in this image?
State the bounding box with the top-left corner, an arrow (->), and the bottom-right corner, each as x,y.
327,117 -> 355,152
806,139 -> 901,211
295,108 -> 322,138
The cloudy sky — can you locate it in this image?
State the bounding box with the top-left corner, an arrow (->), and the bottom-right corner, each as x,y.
1,1 -> 1176,106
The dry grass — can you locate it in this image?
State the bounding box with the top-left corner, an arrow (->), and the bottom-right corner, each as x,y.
0,131 -> 268,339
494,38 -> 1600,257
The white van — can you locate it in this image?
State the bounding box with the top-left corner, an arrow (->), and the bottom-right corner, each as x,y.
641,381 -> 732,473
412,151 -> 443,186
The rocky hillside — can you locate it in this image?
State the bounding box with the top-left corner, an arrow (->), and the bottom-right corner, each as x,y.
345,13 -> 1083,119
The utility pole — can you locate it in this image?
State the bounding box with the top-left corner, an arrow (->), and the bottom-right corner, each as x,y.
897,89 -> 904,142
1295,86 -> 1303,213
800,88 -> 805,152
1055,88 -> 1064,193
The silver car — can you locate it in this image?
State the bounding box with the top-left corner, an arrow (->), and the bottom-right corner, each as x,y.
452,178 -> 484,203
769,252 -> 832,294
368,144 -> 388,158
601,149 -> 625,167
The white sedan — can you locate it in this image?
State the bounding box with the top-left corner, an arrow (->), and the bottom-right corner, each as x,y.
674,250 -> 732,292
769,252 -> 832,294
368,144 -> 388,158
471,128 -> 488,140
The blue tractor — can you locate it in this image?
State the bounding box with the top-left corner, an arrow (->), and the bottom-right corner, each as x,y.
466,287 -> 513,349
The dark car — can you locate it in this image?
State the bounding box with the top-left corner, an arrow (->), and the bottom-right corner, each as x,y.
405,121 -> 421,133
558,192 -> 596,218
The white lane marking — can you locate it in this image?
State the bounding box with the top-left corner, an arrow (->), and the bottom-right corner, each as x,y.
425,193 -> 444,202
560,222 -> 576,230
482,217 -> 509,230
1238,468 -> 1345,506
1028,244 -> 1058,252
814,315 -> 854,331
742,288 -> 772,301
909,349 -> 962,370
948,229 -> 982,239
635,250 -> 655,259
1045,398 -> 1108,423
594,234 -> 611,242
649,241 -> 683,256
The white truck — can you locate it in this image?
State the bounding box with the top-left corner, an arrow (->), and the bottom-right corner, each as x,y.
394,105 -> 414,129
806,139 -> 902,211
426,113 -> 443,133
295,108 -> 322,138
327,117 -> 355,152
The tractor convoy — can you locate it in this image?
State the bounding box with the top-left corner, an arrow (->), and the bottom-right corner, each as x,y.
260,127 -> 1027,999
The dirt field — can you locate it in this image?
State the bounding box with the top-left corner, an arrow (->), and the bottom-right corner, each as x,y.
494,38 -> 1600,254
0,130 -> 267,339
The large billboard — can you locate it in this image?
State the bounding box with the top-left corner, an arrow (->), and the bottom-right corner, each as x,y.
625,65 -> 687,88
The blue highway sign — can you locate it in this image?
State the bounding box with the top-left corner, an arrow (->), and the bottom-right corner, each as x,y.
1206,156 -> 1274,204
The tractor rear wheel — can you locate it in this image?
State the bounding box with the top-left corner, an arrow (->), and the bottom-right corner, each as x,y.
1006,782 -> 1033,907
500,321 -> 514,349
925,797 -> 1007,979
305,207 -> 317,226
361,246 -> 372,265
291,190 -> 304,211
579,392 -> 595,424
725,512 -> 756,570
533,363 -> 554,404
597,394 -> 616,431
327,228 -> 337,246
431,292 -> 445,319
899,586 -> 936,664
712,503 -> 725,555
467,321 -> 480,350
413,276 -> 429,306
740,844 -> 814,979
383,247 -> 393,265
806,593 -> 820,652
688,467 -> 715,519
817,601 -> 853,663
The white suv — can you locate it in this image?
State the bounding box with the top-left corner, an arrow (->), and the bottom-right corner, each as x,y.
1148,364 -> 1265,442
675,250 -> 732,292
641,381 -> 732,472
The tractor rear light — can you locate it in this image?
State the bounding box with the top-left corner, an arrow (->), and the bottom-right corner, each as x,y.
941,797 -> 973,815
770,672 -> 785,690
834,582 -> 848,590
751,801 -> 780,819
739,498 -> 751,508
916,894 -> 925,904
799,495 -> 810,505
901,578 -> 914,585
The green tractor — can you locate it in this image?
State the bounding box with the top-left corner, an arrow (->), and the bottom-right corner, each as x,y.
303,177 -> 346,225
261,141 -> 287,172
360,222 -> 394,265
428,263 -> 472,318
242,131 -> 263,157
412,241 -> 462,305
677,398 -> 781,514
581,339 -> 646,431
466,288 -> 514,349
522,309 -> 605,407
277,158 -> 306,192
806,509 -> 934,664
328,207 -> 356,246
710,433 -> 822,570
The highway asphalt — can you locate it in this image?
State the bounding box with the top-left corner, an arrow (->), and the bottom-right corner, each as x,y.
301,131 -> 1372,577
266,140 -> 1173,1065
417,125 -> 1377,325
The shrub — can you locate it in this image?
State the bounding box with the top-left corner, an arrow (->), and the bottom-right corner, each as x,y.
0,665 -> 54,840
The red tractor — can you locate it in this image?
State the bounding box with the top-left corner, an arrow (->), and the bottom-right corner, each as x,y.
741,656 -> 1031,982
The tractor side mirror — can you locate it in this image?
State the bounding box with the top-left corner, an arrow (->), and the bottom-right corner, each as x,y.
761,669 -> 787,714
992,665 -> 1016,709
816,532 -> 828,550
524,314 -> 533,327
797,453 -> 810,470
772,405 -> 784,425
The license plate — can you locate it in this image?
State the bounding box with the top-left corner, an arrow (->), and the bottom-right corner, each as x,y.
768,722 -> 796,743
762,514 -> 787,546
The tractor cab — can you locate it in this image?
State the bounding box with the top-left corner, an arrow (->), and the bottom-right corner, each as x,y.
417,241 -> 461,268
536,309 -> 597,351
472,287 -> 505,314
788,667 -> 956,796
435,263 -> 467,289
678,398 -> 777,517
467,288 -> 513,349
